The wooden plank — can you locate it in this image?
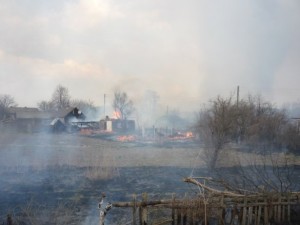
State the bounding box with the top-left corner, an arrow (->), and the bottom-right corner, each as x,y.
182,208 -> 187,225
142,193 -> 148,225
278,196 -> 281,222
288,195 -> 291,223
256,206 -> 261,225
171,194 -> 175,225
219,194 -> 224,225
248,206 -> 253,225
264,203 -> 268,225
241,198 -> 247,225
110,192 -> 300,225
133,194 -> 137,225
177,208 -> 182,225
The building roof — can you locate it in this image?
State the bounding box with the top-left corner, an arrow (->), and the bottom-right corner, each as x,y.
13,111 -> 53,119
9,107 -> 39,113
9,107 -> 85,120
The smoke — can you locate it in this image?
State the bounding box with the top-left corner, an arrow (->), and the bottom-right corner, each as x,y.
0,0 -> 299,112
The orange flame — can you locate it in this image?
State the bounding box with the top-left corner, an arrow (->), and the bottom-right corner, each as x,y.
112,110 -> 121,119
117,135 -> 135,142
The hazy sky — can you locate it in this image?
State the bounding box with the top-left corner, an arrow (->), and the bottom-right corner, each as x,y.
0,0 -> 299,112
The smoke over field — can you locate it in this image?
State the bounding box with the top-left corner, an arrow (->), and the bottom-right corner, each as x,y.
0,132 -> 205,224
1,132 -> 300,224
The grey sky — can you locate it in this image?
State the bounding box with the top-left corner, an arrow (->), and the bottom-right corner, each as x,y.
0,0 -> 299,113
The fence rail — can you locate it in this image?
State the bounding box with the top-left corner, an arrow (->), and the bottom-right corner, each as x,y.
112,192 -> 300,225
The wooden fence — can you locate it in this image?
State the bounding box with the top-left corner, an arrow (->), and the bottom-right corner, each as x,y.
112,192 -> 300,225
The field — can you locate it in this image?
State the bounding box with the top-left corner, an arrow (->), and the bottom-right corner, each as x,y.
1,132 -> 300,225
0,132 -> 206,225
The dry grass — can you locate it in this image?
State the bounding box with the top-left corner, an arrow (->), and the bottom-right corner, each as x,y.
1,132 -> 300,171
0,132 -> 204,169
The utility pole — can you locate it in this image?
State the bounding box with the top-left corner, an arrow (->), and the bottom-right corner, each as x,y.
237,85 -> 239,107
104,94 -> 106,117
236,85 -> 240,144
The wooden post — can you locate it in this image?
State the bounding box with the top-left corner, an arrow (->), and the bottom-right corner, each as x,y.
256,205 -> 262,225
277,196 -> 281,222
219,194 -> 224,225
204,201 -> 207,225
139,193 -> 148,225
287,195 -> 291,223
242,198 -> 247,225
177,208 -> 182,225
189,208 -> 194,225
182,208 -> 187,225
7,214 -> 13,225
248,206 -> 253,225
133,194 -> 137,225
171,194 -> 175,225
264,200 -> 269,225
99,204 -> 112,225
253,205 -> 257,225
274,201 -> 277,223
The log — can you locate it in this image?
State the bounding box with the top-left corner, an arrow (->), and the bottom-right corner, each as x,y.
183,177 -> 245,197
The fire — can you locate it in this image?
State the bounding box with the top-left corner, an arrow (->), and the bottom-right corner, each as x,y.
168,131 -> 195,141
185,132 -> 194,138
117,135 -> 135,142
112,110 -> 121,119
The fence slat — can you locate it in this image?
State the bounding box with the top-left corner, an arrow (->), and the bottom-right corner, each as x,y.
111,192 -> 300,225
133,194 -> 137,225
172,194 -> 175,225
242,198 -> 247,225
256,206 -> 261,225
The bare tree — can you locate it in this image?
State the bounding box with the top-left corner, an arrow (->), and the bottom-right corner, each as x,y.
0,94 -> 17,119
51,85 -> 70,110
196,94 -> 293,169
214,151 -> 296,193
37,100 -> 54,111
112,90 -> 134,119
196,96 -> 236,169
240,95 -> 289,151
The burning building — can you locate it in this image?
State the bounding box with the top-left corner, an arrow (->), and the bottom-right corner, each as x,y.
100,116 -> 135,133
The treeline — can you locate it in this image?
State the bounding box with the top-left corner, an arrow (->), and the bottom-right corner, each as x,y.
0,85 -> 99,121
195,95 -> 300,169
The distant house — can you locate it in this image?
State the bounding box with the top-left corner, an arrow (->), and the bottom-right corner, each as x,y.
8,107 -> 53,132
100,116 -> 135,133
6,107 -> 85,133
51,107 -> 85,132
54,107 -> 85,124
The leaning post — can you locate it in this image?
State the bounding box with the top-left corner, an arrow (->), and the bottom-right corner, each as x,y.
99,193 -> 112,225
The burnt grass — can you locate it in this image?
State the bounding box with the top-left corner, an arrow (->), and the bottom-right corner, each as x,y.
0,165 -> 207,225
2,165 -> 300,225
1,132 -> 300,224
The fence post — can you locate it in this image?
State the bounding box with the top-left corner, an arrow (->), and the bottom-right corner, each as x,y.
133,194 -> 137,225
277,196 -> 281,222
172,194 -> 175,225
219,194 -> 224,225
241,197 -> 247,225
177,207 -> 182,225
182,208 -> 187,225
287,195 -> 291,223
139,193 -> 148,225
256,204 -> 262,225
248,205 -> 253,225
282,197 -> 285,222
